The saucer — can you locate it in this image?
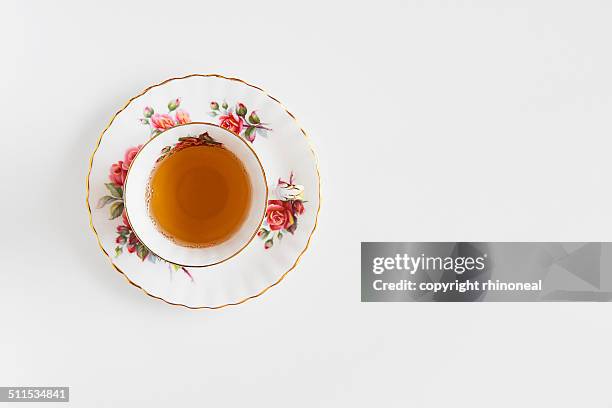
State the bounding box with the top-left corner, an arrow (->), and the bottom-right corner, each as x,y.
86,74 -> 320,309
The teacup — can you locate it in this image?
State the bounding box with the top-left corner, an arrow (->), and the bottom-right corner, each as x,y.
124,122 -> 267,267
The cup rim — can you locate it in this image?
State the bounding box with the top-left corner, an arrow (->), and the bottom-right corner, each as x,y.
123,121 -> 268,268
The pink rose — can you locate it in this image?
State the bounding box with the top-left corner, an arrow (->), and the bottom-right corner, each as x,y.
122,145 -> 143,171
151,113 -> 175,130
109,161 -> 127,186
266,200 -> 294,231
219,112 -> 244,134
175,110 -> 191,125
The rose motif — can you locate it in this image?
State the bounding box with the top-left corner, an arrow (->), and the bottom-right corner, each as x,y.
102,98 -> 195,278
151,113 -> 176,130
108,145 -> 143,186
265,200 -> 294,231
175,110 -> 191,125
218,112 -> 244,134
257,173 -> 305,249
293,200 -> 305,215
122,209 -> 139,253
110,161 -> 127,186
127,232 -> 138,253
208,100 -> 271,143
122,145 -> 142,171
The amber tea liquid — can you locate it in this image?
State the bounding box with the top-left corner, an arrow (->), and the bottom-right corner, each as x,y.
148,145 -> 252,248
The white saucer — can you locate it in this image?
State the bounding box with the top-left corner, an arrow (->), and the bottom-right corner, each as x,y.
86,74 -> 320,309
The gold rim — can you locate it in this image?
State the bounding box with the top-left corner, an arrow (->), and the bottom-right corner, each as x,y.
86,73 -> 321,310
123,121 -> 269,268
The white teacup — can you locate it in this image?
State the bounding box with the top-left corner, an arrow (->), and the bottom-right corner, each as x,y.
124,122 -> 267,267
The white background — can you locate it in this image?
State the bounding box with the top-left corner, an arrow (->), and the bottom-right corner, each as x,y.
2,1 -> 612,406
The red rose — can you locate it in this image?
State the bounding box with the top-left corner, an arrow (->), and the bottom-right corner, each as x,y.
292,200 -> 305,215
109,145 -> 143,186
122,145 -> 143,171
128,232 -> 139,245
109,161 -> 127,186
219,112 -> 244,134
266,200 -> 294,231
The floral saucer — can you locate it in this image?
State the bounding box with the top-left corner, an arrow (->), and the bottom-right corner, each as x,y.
86,74 -> 320,309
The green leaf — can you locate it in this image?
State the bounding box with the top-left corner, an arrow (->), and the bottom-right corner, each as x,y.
96,195 -> 117,209
109,201 -> 124,220
277,231 -> 283,241
136,243 -> 149,261
161,145 -> 171,153
170,263 -> 181,272
114,246 -> 123,257
209,111 -> 218,117
104,183 -> 123,199
245,126 -> 256,139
